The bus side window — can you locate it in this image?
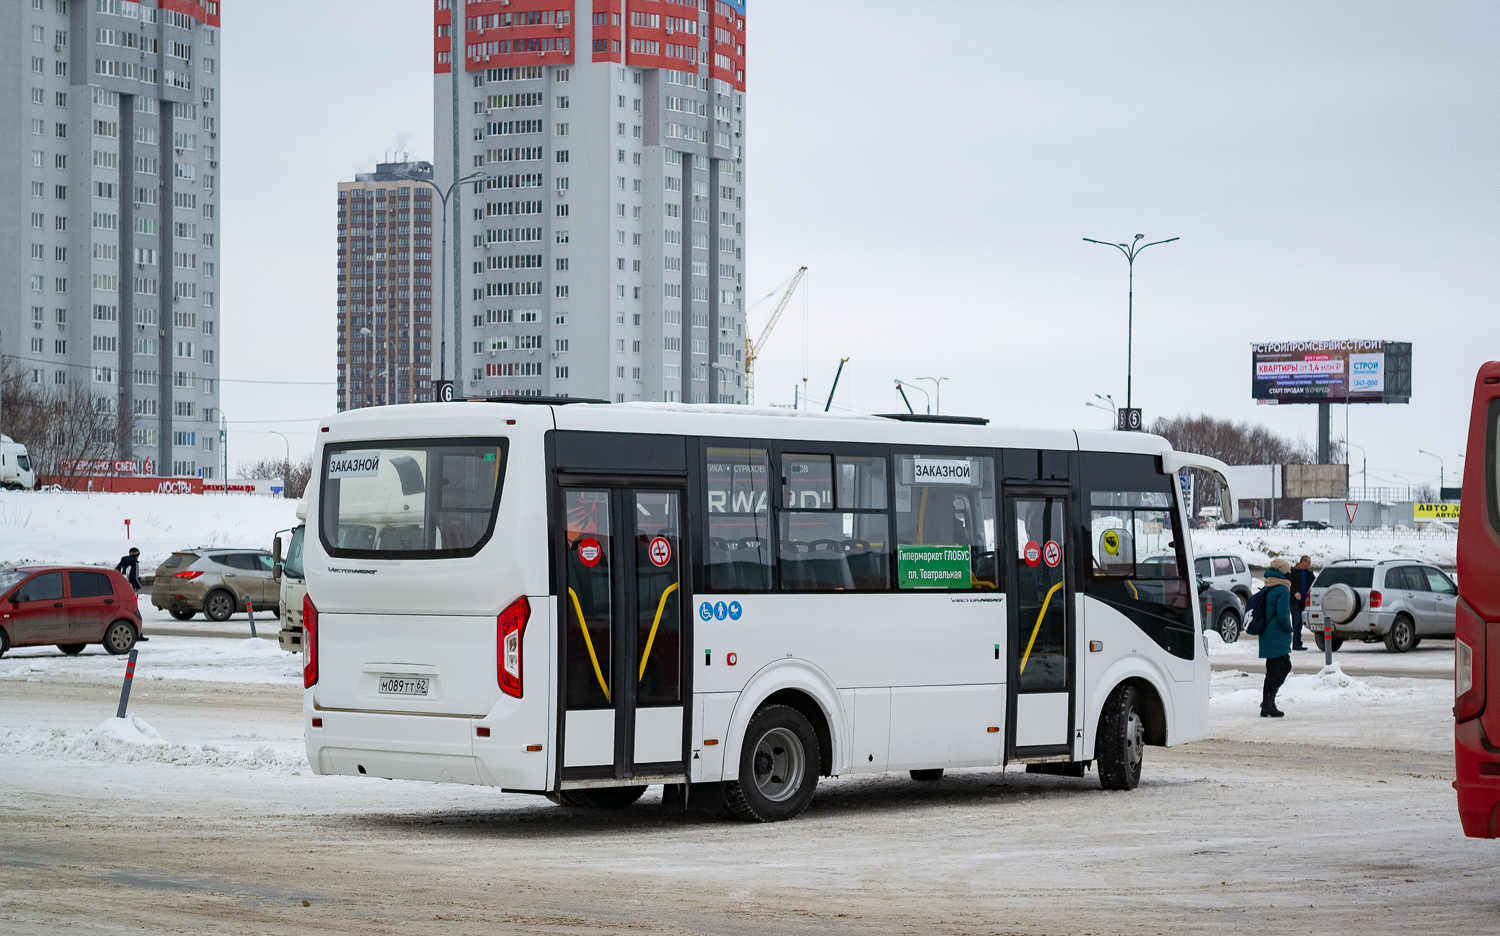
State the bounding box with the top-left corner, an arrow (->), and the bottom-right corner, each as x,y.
778,453 -> 891,591
703,447 -> 773,592
893,454 -> 998,590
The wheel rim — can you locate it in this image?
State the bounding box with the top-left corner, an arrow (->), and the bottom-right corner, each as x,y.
751,726 -> 805,803
1220,613 -> 1239,642
1396,619 -> 1413,650
1124,708 -> 1144,773
209,593 -> 231,618
107,624 -> 132,652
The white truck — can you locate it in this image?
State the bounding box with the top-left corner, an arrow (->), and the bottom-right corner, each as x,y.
1,435 -> 35,490
272,497 -> 308,653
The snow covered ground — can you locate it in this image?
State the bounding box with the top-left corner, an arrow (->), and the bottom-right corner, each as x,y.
1,616 -> 1491,934
1194,526 -> 1457,569
0,489 -> 299,571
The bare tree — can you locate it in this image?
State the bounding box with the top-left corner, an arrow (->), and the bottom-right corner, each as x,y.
239,455 -> 314,498
1,357 -> 127,482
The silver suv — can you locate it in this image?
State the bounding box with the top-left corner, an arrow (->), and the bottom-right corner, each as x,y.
1305,559 -> 1458,653
150,548 -> 280,622
1193,553 -> 1253,604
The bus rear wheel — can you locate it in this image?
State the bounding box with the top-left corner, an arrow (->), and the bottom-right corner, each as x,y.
723,704 -> 820,822
1097,683 -> 1144,791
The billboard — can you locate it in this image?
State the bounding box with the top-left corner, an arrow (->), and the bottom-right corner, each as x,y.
1251,340 -> 1411,404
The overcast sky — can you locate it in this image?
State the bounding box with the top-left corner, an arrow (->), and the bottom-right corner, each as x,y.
221,1 -> 1499,495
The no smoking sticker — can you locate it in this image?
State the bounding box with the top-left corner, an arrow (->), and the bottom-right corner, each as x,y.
577,537 -> 603,567
1023,541 -> 1041,567
648,536 -> 672,568
1043,540 -> 1062,568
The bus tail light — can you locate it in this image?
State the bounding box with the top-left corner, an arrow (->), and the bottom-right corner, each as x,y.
498,595 -> 531,698
1368,590 -> 1383,609
1455,600 -> 1485,722
303,594 -> 319,689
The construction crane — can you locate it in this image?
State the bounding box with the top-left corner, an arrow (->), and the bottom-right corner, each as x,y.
743,266 -> 807,406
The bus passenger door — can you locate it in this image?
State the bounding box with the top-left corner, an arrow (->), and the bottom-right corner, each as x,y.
1004,490 -> 1076,759
559,485 -> 687,782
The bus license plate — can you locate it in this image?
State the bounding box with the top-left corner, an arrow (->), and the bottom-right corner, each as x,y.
378,676 -> 429,696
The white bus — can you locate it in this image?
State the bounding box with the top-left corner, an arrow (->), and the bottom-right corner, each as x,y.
301,401 -> 1234,821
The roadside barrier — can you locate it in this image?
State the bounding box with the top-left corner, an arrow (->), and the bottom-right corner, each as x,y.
116,648 -> 138,718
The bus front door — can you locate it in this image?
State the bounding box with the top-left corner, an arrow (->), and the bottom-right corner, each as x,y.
559,485 -> 688,782
1004,490 -> 1077,759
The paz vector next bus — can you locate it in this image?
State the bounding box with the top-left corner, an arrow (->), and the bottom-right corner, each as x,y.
299,401 -> 1234,822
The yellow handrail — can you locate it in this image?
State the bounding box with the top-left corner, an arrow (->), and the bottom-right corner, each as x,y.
638,582 -> 680,681
567,587 -> 610,702
1019,581 -> 1065,675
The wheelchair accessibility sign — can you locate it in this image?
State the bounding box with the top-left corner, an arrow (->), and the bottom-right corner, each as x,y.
699,600 -> 743,622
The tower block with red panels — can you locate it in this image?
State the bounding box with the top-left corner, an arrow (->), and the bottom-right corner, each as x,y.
431,0 -> 747,405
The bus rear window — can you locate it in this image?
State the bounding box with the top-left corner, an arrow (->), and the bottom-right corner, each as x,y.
319,438 -> 508,559
1314,567 -> 1373,589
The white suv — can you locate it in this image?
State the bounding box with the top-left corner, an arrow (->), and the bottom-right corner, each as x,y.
1305,559 -> 1458,653
1193,553 -> 1253,604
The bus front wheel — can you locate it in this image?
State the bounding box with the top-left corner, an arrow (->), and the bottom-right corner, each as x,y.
723,704 -> 821,822
1097,683 -> 1144,791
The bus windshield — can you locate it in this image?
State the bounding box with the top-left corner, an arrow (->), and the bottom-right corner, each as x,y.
319,439 -> 508,559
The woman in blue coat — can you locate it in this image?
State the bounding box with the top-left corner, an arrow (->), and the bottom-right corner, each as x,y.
1259,557 -> 1294,717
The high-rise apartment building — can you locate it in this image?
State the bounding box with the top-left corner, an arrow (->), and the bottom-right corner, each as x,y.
1,0 -> 222,477
335,161 -> 439,411
433,0 -> 747,404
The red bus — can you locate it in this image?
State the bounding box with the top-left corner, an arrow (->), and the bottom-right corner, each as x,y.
1456,360 -> 1500,837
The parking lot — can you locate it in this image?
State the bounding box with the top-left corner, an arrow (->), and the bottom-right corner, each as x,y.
0,607 -> 1494,935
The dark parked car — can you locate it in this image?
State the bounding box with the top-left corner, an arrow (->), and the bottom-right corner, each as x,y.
1291,519 -> 1330,530
0,566 -> 142,656
1221,518 -> 1271,530
1198,577 -> 1245,642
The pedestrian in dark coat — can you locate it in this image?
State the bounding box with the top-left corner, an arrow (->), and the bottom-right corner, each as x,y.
1288,555 -> 1315,650
1259,557 -> 1294,717
115,547 -> 141,591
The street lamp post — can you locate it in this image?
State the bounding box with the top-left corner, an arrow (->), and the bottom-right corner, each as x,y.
1346,442 -> 1367,497
1083,234 -> 1180,417
1418,449 -> 1445,498
1086,393 -> 1116,426
398,170 -> 483,393
914,377 -> 948,416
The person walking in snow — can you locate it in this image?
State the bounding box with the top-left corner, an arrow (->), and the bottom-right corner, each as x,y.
115,547 -> 141,591
1288,555 -> 1315,651
1259,557 -> 1295,717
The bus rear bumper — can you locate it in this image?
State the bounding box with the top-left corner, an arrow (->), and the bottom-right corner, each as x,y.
304,695 -> 548,790
1455,717 -> 1500,838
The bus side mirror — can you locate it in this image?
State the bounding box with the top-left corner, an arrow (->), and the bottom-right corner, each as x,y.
272,536 -> 283,583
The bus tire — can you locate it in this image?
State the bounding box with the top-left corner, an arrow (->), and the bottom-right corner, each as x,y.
555,786 -> 647,809
723,704 -> 820,822
910,768 -> 944,782
1097,683 -> 1144,791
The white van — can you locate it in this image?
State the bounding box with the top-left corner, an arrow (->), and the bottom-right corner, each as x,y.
0,435 -> 35,491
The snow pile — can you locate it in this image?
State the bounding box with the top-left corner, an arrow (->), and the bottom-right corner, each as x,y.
0,716 -> 308,773
1211,662 -> 1431,708
0,489 -> 300,572
0,635 -> 301,685
1193,528 -> 1456,570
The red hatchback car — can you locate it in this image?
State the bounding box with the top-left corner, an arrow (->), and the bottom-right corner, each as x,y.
0,566 -> 142,656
